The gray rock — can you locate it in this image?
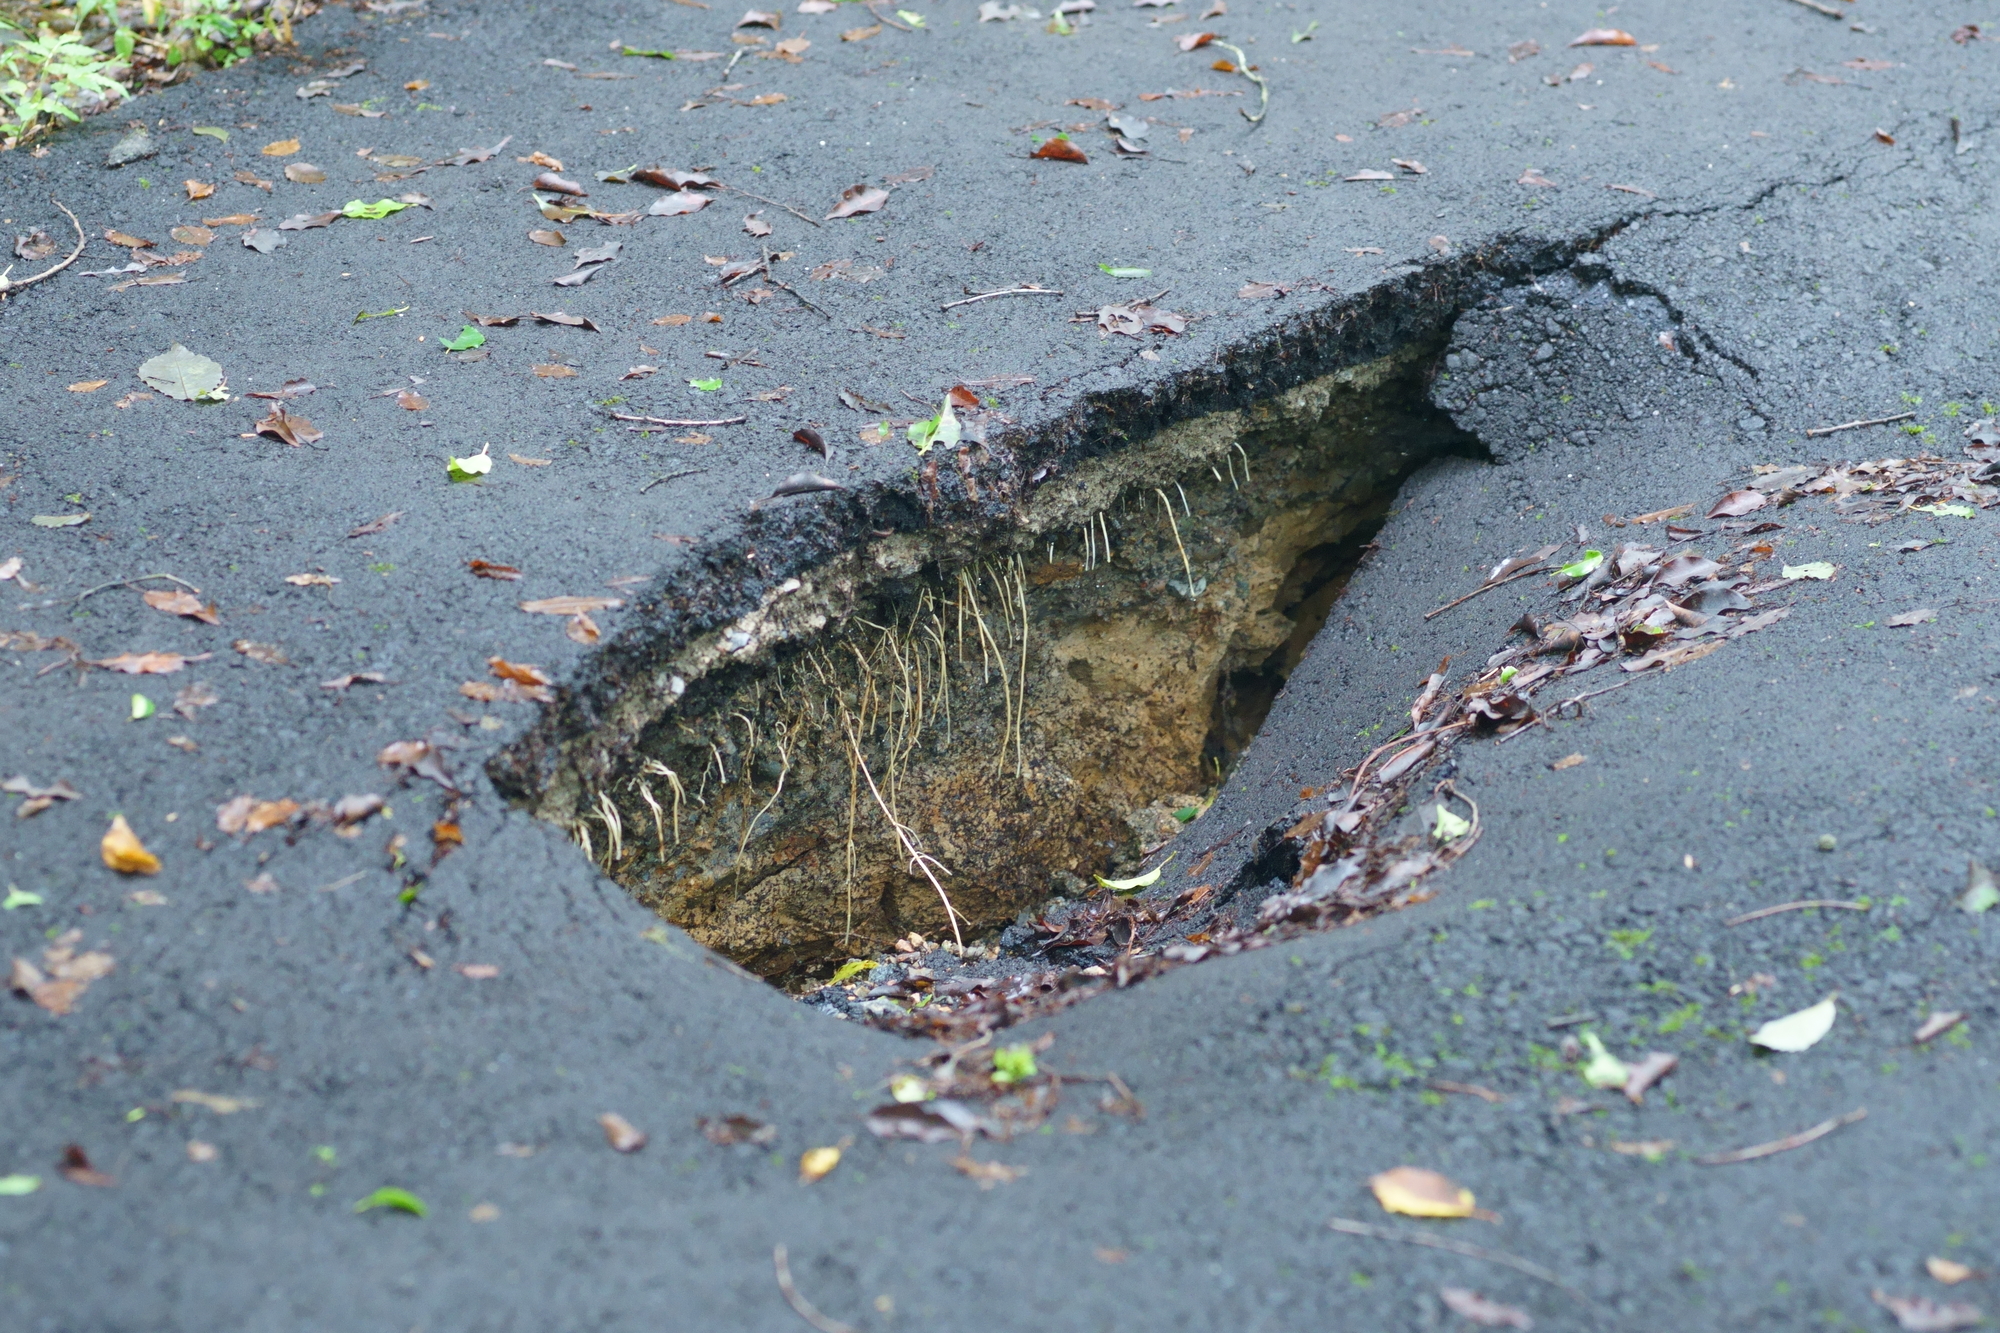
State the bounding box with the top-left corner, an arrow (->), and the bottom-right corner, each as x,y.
104,127 -> 157,167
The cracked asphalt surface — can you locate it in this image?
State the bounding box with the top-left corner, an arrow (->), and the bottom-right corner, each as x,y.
3,0 -> 1998,1327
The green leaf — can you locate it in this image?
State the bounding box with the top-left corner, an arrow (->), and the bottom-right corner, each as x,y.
991,1043 -> 1037,1084
1782,561 -> 1837,581
441,325 -> 486,352
1431,805 -> 1470,843
621,46 -> 677,57
1559,549 -> 1604,580
897,9 -> 925,25
907,413 -> 939,453
353,306 -> 410,324
1173,805 -> 1199,823
1098,263 -> 1151,278
342,199 -> 409,220
191,125 -> 229,141
829,959 -> 874,984
688,377 -> 723,392
0,1175 -> 40,1196
30,512 -> 89,528
1,887 -> 44,910
1960,860 -> 1999,914
353,1187 -> 428,1217
137,343 -> 226,402
1579,1032 -> 1630,1088
1913,502 -> 1976,518
1094,853 -> 1173,895
130,693 -> 155,721
447,446 -> 493,482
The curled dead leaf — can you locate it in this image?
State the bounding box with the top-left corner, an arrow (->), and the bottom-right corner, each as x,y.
101,815 -> 161,875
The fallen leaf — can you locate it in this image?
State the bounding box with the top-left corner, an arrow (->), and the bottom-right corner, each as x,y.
1926,1257 -> 1977,1286
1579,1032 -> 1630,1088
58,1145 -> 115,1188
232,640 -> 289,666
468,559 -> 522,580
1392,157 -> 1427,174
1913,1011 -> 1965,1044
186,180 -> 216,200
103,229 -> 155,249
137,344 -> 227,402
1622,1051 -> 1678,1104
534,171 -> 589,196
1707,489 -> 1767,518
1781,562 -> 1836,581
30,512 -> 89,528
798,1145 -> 841,1182
699,1115 -> 778,1146
827,184 -> 889,218
455,962 -> 499,979
278,210 -> 342,231
1175,29 -> 1215,50
533,364 -> 579,378
101,814 -> 161,875
1887,608 -> 1937,628
1344,169 -> 1395,182
841,22 -> 881,39
170,1088 -> 259,1114
448,446 -> 493,481
1368,1166 -> 1495,1221
743,212 -> 773,237
950,1155 -> 1025,1188
565,613 -> 600,644
520,595 -> 623,616
1874,129 -> 1896,146
1872,1290 -> 1983,1333
510,454 -> 552,466
1750,994 -> 1838,1052
67,378 -> 111,394
600,1112 -> 648,1152
285,572 -> 340,589
203,213 -> 260,227
254,404 -> 323,447
143,589 -> 220,625
737,7 -> 780,25
530,310 -> 598,329
91,652 -> 204,675
353,1187 -> 427,1217
1439,1288 -> 1534,1329
262,138 -> 301,157
528,228 -> 566,247
186,1141 -> 218,1163
1236,280 -> 1290,299
397,390 -> 428,411
1551,753 -> 1586,770
1961,859 -> 1999,914
1569,27 -> 1635,45
284,162 -> 328,184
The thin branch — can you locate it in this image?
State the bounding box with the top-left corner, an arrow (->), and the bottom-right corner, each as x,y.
1326,1217 -> 1595,1307
1423,564 -> 1553,620
1209,41 -> 1270,124
0,198 -> 85,301
1783,0 -> 1847,18
765,246 -> 833,318
610,413 -> 748,427
772,1245 -> 858,1333
1724,898 -> 1870,927
1804,411 -> 1913,438
940,284 -> 1065,311
638,467 -> 703,494
1551,677 -> 1639,714
865,0 -> 915,30
1694,1107 -> 1867,1165
74,572 -> 203,604
721,182 -> 821,228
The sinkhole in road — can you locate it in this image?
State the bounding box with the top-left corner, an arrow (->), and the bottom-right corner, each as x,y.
546,342 -> 1480,986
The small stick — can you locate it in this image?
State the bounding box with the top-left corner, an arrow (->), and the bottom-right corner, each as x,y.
1694,1107 -> 1867,1165
1423,564 -> 1553,620
940,284 -> 1065,311
0,198 -> 86,301
639,467 -> 702,494
1724,898 -> 1870,927
1783,0 -> 1846,17
74,572 -> 204,604
772,1245 -> 857,1333
611,413 -> 748,427
1427,1080 -> 1506,1103
866,0 -> 915,30
1544,1012 -> 1597,1029
721,182 -> 821,228
1551,677 -> 1639,713
1326,1217 -> 1594,1307
1804,411 -> 1913,438
763,246 -> 833,318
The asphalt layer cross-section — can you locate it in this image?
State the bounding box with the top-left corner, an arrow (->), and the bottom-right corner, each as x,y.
2,0 -> 1997,1328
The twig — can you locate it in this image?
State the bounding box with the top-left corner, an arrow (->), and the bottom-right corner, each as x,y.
610,413 -> 748,427
772,1245 -> 858,1333
1551,677 -> 1639,714
721,182 -> 821,228
639,467 -> 703,494
1724,898 -> 1870,927
1494,713 -> 1550,744
1804,411 -> 1912,438
74,572 -> 203,604
940,285 -> 1065,311
1423,564 -> 1553,620
0,198 -> 85,301
764,246 -> 833,318
1432,778 -> 1482,863
1209,41 -> 1270,124
1326,1217 -> 1594,1307
1783,0 -> 1846,17
1695,1107 -> 1866,1165
1427,1080 -> 1506,1103
866,0 -> 915,30
1544,1012 -> 1597,1029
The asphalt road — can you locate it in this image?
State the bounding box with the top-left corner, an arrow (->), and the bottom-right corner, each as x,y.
3,0 -> 1996,1328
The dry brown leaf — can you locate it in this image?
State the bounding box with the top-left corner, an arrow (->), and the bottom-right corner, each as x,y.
1175,29 -> 1216,50
467,559 -> 522,580
203,213 -> 259,227
950,1155 -> 1025,1188
397,390 -> 428,411
1569,27 -> 1635,45
526,150 -> 565,170
285,572 -> 340,587
1926,1257 -> 1977,1286
489,657 -> 553,687
101,814 -> 161,875
1031,138 -> 1089,164
533,364 -> 579,378
261,138 -> 301,156
1913,1011 -> 1966,1043
68,379 -> 109,393
528,228 -> 566,246
520,595 -> 623,616
1622,1051 -> 1678,1104
253,404 -> 324,447
600,1112 -> 648,1152
187,1140 -> 219,1162
143,589 -> 220,625
1439,1288 -> 1534,1329
840,23 -> 881,39
798,1145 -> 841,1181
826,183 -> 889,218
104,228 -> 155,248
566,613 -> 601,644
92,652 -> 203,675
185,180 -> 216,200
455,963 -> 500,980
233,640 -> 289,666
1550,753 -> 1586,771
653,313 -> 693,326
283,163 -> 327,184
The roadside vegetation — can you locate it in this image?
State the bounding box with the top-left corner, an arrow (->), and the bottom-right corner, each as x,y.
0,0 -> 313,147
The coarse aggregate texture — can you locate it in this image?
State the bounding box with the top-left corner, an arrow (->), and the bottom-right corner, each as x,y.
1,0 -> 1997,1328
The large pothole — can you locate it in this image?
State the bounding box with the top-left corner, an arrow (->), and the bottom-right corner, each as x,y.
511,340 -> 1480,984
